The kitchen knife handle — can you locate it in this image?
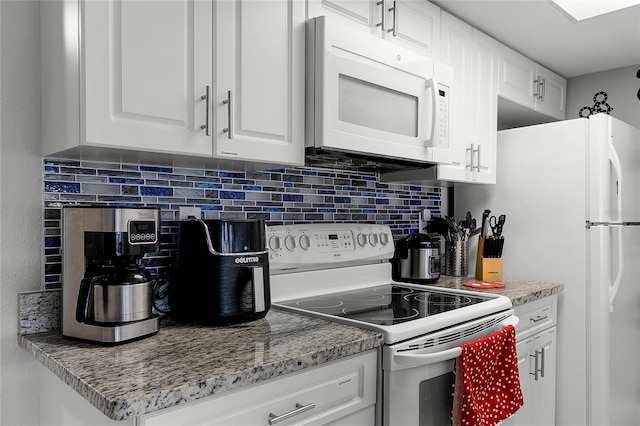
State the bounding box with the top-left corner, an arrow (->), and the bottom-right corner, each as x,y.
222,90 -> 233,139
200,86 -> 210,136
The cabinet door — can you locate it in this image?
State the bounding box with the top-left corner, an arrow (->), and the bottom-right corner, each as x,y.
215,0 -> 304,166
498,45 -> 536,110
435,11 -> 473,182
383,0 -> 440,58
532,327 -> 557,426
470,29 -> 498,184
535,65 -> 566,120
306,0 -> 380,34
500,337 -> 534,426
83,0 -> 212,156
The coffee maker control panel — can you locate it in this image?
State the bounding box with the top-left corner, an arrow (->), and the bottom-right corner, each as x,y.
128,220 -> 158,244
268,223 -> 394,271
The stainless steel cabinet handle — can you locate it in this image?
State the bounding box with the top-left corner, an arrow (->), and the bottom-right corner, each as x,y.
387,1 -> 397,36
530,351 -> 540,381
376,0 -> 386,30
539,346 -> 546,378
200,85 -> 210,136
540,78 -> 546,101
222,90 -> 232,139
530,315 -> 548,323
466,144 -> 474,170
473,144 -> 481,172
533,78 -> 539,98
268,402 -> 316,425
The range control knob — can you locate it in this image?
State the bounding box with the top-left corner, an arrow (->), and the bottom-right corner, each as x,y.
268,235 -> 281,251
284,235 -> 296,251
299,234 -> 311,250
356,233 -> 368,247
368,232 -> 379,246
379,232 -> 390,245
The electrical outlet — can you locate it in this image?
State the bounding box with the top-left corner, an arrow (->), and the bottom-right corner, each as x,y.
179,206 -> 202,220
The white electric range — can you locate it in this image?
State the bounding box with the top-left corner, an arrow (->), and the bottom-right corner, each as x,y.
268,223 -> 516,426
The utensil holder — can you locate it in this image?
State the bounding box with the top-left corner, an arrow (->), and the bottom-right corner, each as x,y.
445,239 -> 468,276
475,237 -> 503,281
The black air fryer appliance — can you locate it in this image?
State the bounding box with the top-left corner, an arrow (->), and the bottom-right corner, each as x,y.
170,219 -> 270,325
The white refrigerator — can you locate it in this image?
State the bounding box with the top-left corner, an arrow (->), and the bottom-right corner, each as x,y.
455,114 -> 640,426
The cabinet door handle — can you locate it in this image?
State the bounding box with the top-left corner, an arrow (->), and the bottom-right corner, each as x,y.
200,85 -> 210,136
376,0 -> 386,30
540,345 -> 549,378
530,314 -> 548,323
268,402 -> 316,425
472,144 -> 481,172
540,78 -> 545,101
222,90 -> 233,139
387,1 -> 397,36
533,78 -> 539,98
466,144 -> 474,170
530,351 -> 540,381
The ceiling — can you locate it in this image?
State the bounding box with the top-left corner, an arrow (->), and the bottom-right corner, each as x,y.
431,0 -> 640,78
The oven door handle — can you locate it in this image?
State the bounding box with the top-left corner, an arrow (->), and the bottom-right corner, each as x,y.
393,315 -> 519,368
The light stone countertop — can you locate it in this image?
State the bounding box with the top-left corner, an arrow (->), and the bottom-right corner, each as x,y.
19,309 -> 383,421
18,277 -> 562,421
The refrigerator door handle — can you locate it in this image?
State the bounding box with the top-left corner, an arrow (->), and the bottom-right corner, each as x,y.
608,143 -> 623,223
609,225 -> 624,313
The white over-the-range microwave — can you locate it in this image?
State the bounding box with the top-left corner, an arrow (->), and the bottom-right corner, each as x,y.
305,16 -> 453,170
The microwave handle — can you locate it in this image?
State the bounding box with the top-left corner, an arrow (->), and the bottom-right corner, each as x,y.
425,78 -> 438,148
393,315 -> 519,369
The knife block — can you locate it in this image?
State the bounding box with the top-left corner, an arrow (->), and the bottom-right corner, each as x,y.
475,237 -> 503,281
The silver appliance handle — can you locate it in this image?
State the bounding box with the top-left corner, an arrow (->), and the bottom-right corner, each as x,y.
193,219 -> 268,257
393,315 -> 519,368
269,402 -> 316,425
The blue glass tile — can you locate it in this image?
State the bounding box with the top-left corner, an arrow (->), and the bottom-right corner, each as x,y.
317,190 -> 336,195
283,194 -> 303,202
302,170 -> 317,176
318,208 -> 336,213
363,209 -> 378,214
108,202 -> 145,207
265,168 -> 286,173
45,181 -> 80,193
342,186 -> 356,191
382,220 -> 394,224
220,191 -> 245,200
363,176 -> 377,181
141,166 -> 173,173
362,192 -> 377,197
243,185 -> 262,191
409,200 -> 422,205
44,275 -> 59,283
284,183 -> 293,188
199,205 -> 223,211
409,186 -> 422,191
219,171 -> 246,178
140,186 -> 173,197
333,197 -> 352,204
109,177 -> 145,184
45,236 -> 61,248
44,166 -> 59,173
398,224 -> 411,228
195,182 -> 223,189
263,207 -> 285,212
399,210 -> 412,214
375,199 -> 389,205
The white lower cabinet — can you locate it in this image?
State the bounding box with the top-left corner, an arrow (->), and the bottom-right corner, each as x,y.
502,296 -> 557,426
39,350 -> 377,426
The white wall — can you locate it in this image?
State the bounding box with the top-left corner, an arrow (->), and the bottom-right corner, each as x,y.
566,65 -> 640,128
0,1 -> 43,424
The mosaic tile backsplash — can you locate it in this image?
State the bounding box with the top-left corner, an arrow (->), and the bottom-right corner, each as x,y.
43,158 -> 442,291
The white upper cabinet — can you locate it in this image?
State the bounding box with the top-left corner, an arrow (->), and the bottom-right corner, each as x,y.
41,0 -> 304,167
215,0 -> 305,166
83,0 -> 213,156
498,45 -> 566,121
307,0 -> 440,58
436,12 -> 498,184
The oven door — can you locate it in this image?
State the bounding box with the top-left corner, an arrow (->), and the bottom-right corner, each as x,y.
382,311 -> 517,426
308,16 -> 452,164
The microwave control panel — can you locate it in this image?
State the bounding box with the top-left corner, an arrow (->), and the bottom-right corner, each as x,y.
267,223 -> 394,270
436,82 -> 450,147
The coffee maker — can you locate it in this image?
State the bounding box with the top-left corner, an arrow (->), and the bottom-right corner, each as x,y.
61,206 -> 160,344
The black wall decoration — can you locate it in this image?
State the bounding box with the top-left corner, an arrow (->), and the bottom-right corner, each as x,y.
636,68 -> 640,101
579,91 -> 614,118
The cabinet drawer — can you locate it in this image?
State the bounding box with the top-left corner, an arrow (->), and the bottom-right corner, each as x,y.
513,295 -> 557,340
142,350 -> 377,426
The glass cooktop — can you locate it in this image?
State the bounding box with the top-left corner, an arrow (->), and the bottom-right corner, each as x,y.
277,284 -> 491,326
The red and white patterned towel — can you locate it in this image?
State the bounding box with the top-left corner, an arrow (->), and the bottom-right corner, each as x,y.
452,324 -> 523,426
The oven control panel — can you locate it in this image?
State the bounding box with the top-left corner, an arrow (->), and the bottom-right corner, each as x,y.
267,223 -> 394,270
